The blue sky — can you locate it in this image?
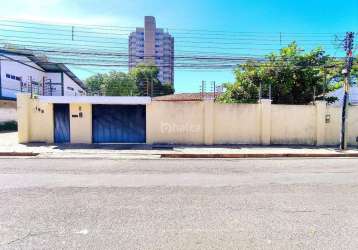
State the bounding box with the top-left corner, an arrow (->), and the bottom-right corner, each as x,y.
1,0 -> 357,92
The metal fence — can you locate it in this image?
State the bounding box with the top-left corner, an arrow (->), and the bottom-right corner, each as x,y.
19,80 -> 63,97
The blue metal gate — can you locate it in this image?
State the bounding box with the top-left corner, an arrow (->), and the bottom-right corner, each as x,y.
92,105 -> 146,143
54,104 -> 70,143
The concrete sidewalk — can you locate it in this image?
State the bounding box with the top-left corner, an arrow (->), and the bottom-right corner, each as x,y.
1,132 -> 358,159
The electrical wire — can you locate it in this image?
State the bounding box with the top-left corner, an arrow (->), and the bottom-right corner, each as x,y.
0,19 -> 352,73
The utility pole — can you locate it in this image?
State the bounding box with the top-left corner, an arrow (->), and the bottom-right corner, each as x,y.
340,32 -> 355,150
259,82 -> 262,101
29,76 -> 33,98
269,83 -> 272,100
201,80 -> 205,99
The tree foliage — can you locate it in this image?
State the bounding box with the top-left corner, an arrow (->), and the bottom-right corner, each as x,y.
85,71 -> 138,96
130,63 -> 175,96
218,42 -> 357,104
103,71 -> 139,96
85,73 -> 105,95
159,83 -> 175,96
84,64 -> 175,97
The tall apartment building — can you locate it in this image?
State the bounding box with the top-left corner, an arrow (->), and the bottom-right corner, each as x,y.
129,16 -> 174,85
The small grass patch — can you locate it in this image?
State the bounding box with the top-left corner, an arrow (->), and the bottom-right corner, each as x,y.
0,121 -> 18,132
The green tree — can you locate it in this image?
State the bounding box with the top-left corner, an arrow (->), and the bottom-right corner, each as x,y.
130,63 -> 175,96
84,71 -> 139,96
85,65 -> 176,97
218,42 -> 355,104
130,63 -> 161,96
85,73 -> 105,95
104,71 -> 139,96
159,83 -> 175,96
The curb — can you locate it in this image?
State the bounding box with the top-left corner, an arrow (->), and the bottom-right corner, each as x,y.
35,153 -> 161,160
0,152 -> 39,157
1,152 -> 358,159
160,153 -> 358,158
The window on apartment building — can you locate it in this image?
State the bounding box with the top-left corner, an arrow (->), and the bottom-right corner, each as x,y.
6,73 -> 22,81
67,87 -> 74,91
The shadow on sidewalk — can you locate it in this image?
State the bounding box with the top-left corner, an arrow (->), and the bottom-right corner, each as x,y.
23,142 -> 175,151
21,142 -> 349,152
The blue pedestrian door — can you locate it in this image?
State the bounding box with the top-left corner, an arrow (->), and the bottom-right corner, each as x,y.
53,104 -> 70,143
92,105 -> 146,143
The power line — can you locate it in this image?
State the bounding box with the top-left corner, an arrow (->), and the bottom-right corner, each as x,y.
0,36 -> 310,52
0,20 -> 344,41
0,38 -> 128,50
0,33 -> 128,45
0,26 -> 338,47
0,18 -> 347,35
0,32 -> 338,48
0,56 -> 342,70
0,45 -> 347,64
0,19 -> 136,32
0,26 -> 335,43
0,19 -> 352,73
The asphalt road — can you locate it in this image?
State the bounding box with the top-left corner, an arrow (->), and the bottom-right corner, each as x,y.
1,158 -> 358,249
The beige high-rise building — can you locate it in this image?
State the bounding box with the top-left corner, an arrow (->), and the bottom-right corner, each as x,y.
129,16 -> 174,85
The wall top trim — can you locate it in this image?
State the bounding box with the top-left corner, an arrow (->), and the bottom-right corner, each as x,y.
38,96 -> 152,105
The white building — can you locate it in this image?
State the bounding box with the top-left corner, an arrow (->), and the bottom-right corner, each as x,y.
0,49 -> 86,100
129,16 -> 174,85
327,85 -> 358,106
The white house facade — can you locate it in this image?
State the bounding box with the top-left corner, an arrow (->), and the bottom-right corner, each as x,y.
0,49 -> 86,100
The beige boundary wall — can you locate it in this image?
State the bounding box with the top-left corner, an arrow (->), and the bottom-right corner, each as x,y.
17,94 -> 54,143
148,99 -> 358,146
17,93 -> 358,146
69,103 -> 92,144
17,94 -> 91,144
0,100 -> 17,123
